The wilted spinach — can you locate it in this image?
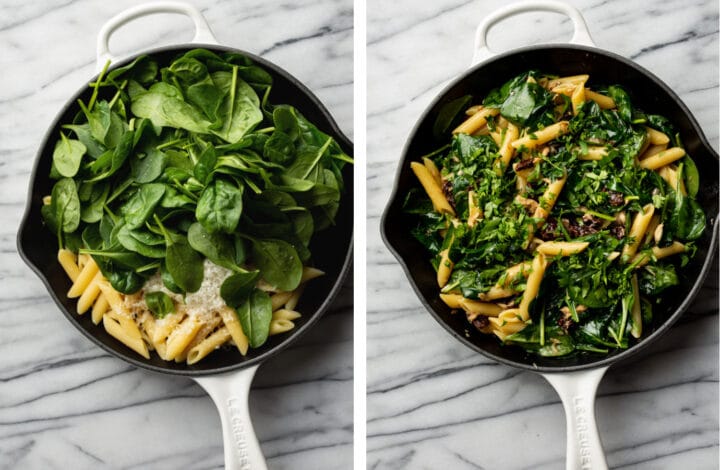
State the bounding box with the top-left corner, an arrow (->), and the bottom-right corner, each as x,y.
408,70 -> 706,359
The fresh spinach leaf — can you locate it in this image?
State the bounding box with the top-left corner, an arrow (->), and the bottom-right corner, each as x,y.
196,179 -> 244,233
235,288 -> 272,348
165,235 -> 204,293
187,222 -> 237,270
145,291 -> 175,318
251,238 -> 302,291
52,132 -> 86,177
121,183 -> 166,229
220,270 -> 260,307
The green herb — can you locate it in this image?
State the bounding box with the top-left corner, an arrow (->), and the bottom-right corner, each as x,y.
236,288 -> 273,348
145,291 -> 175,318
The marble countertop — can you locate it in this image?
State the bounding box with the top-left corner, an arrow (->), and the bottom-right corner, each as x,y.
367,0 -> 718,468
0,1 -> 352,469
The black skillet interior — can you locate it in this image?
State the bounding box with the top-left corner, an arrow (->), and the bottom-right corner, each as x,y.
382,45 -> 719,372
18,44 -> 354,376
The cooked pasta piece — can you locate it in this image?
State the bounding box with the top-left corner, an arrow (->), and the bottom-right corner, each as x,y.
537,241 -> 590,256
585,89 -> 615,109
638,147 -> 685,170
645,126 -> 670,145
518,254 -> 547,321
511,121 -> 570,150
622,204 -> 655,261
411,161 -> 455,215
437,248 -> 454,288
453,107 -> 500,135
187,327 -> 232,365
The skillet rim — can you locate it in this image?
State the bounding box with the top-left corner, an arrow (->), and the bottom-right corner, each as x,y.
17,42 -> 354,377
381,43 -> 719,373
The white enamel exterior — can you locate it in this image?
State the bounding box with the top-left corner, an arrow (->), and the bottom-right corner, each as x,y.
96,1 -> 219,71
543,367 -> 610,470
472,0 -> 596,65
195,366 -> 268,470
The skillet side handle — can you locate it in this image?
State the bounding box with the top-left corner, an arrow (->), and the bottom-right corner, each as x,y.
96,1 -> 219,72
194,365 -> 268,470
542,366 -> 609,470
472,0 -> 596,65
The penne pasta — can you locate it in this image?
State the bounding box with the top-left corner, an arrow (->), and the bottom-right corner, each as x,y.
103,311 -> 149,359
467,191 -> 482,228
271,291 -> 294,311
439,293 -> 464,309
546,74 -> 589,89
58,249 -> 80,282
537,241 -> 590,256
640,143 -> 668,160
585,89 -> 615,109
165,316 -> 202,361
301,266 -> 325,283
423,157 -> 442,186
269,319 -> 295,335
91,293 -> 109,325
459,298 -> 503,319
495,122 -> 520,173
518,253 -> 547,321
410,161 -> 455,215
571,81 -> 587,115
285,285 -> 305,311
638,147 -> 685,170
632,241 -> 686,268
579,146 -> 608,161
67,257 -> 99,298
452,107 -> 500,135
645,126 -> 670,145
511,121 -> 570,150
220,307 -> 250,356
187,327 -> 232,365
437,248 -> 454,288
622,204 -> 655,261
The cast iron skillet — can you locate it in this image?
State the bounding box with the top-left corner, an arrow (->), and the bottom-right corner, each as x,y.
16,3 -> 353,469
381,2 -> 718,469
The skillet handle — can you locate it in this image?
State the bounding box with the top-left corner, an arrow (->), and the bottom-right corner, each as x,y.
542,366 -> 609,470
472,0 -> 596,65
194,365 -> 268,470
96,1 -> 218,72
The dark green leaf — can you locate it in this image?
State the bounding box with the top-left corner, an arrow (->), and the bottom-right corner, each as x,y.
165,235 -> 204,293
145,291 -> 175,318
236,288 -> 272,348
251,238 -> 302,291
196,179 -> 244,233
187,222 -> 237,270
220,270 -> 260,307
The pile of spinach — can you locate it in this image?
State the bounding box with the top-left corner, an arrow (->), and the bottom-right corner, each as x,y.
43,49 -> 351,349
406,71 -> 706,358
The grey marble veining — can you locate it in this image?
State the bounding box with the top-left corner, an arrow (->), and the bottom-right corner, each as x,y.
367,0 -> 718,468
0,1 -> 352,469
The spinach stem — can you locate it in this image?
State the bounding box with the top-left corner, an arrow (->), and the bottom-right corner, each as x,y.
88,60 -> 111,112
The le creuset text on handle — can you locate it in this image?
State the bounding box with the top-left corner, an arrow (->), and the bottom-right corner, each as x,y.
543,367 -> 609,470
195,365 -> 268,470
